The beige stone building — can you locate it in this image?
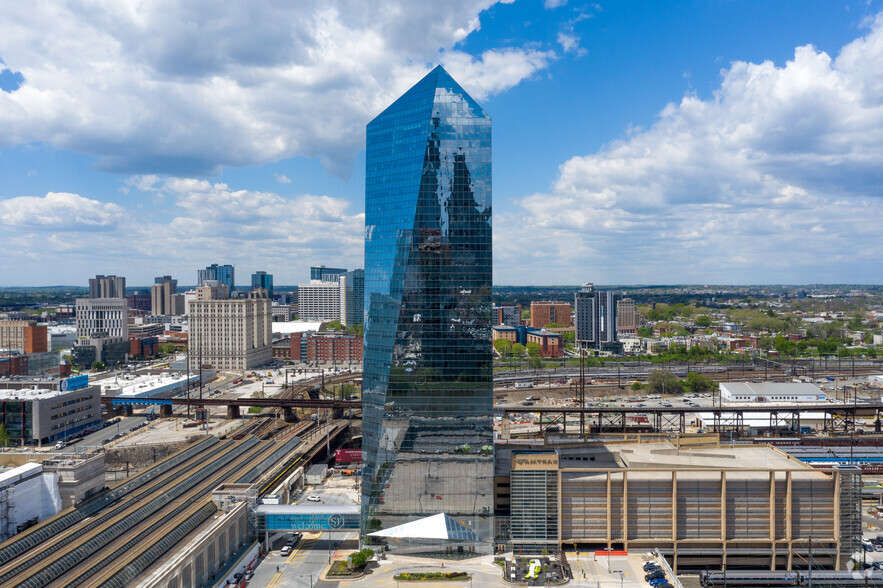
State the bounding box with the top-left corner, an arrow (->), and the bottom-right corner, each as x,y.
0,320 -> 48,354
188,286 -> 271,372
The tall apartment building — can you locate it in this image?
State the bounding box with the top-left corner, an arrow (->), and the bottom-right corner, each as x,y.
151,275 -> 184,316
616,298 -> 639,334
530,301 -> 571,328
197,264 -> 234,294
297,280 -> 343,322
73,298 -> 129,365
88,275 -> 126,298
339,269 -> 364,327
188,284 -> 272,372
251,271 -> 273,299
574,283 -> 617,349
0,321 -> 48,354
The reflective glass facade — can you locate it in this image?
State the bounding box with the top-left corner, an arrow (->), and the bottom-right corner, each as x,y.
362,66 -> 493,550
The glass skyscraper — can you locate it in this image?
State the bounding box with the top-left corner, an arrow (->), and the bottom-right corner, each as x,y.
361,66 -> 493,552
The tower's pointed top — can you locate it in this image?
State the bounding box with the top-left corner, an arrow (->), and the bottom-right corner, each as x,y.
370,64 -> 487,128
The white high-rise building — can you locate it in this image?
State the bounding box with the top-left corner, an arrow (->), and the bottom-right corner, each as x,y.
297,280 -> 342,322
75,298 -> 128,340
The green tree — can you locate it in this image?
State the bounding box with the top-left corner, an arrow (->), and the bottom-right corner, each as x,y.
631,381 -> 644,391
347,324 -> 364,337
350,548 -> 375,569
528,356 -> 543,370
636,327 -> 653,338
647,370 -> 684,395
695,315 -> 713,328
685,372 -> 717,393
526,342 -> 541,357
325,319 -> 341,331
91,361 -> 105,371
511,342 -> 526,357
493,338 -> 513,357
159,343 -> 178,355
0,424 -> 10,448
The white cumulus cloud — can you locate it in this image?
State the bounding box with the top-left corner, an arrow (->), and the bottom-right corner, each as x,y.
0,192 -> 124,230
0,0 -> 554,178
498,13 -> 883,284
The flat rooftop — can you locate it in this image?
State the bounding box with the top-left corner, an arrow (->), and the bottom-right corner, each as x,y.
720,381 -> 825,397
611,440 -> 814,471
95,372 -> 198,397
0,387 -> 73,400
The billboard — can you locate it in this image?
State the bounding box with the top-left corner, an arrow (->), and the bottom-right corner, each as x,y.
60,374 -> 89,392
334,449 -> 362,463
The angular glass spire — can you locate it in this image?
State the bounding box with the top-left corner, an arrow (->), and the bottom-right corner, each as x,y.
362,66 -> 493,554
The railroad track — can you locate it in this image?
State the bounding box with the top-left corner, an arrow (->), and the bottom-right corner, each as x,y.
0,430 -> 314,588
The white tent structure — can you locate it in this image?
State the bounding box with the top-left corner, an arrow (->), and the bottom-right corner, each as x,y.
367,513 -> 484,543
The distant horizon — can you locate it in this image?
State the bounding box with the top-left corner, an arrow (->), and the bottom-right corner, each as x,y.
2,283 -> 882,291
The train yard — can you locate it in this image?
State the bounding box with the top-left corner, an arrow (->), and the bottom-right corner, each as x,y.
0,417 -> 338,588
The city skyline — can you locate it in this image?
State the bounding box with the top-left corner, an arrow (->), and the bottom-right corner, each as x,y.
1,2 -> 882,286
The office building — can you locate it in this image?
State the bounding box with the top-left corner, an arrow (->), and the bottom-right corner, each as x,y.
0,321 -> 48,354
0,381 -> 101,445
271,305 -> 295,322
339,269 -> 364,327
297,280 -> 342,322
574,283 -> 617,350
530,301 -> 571,328
362,66 -> 493,550
493,304 -> 521,326
197,264 -> 234,294
73,298 -> 129,366
151,275 -> 184,316
251,271 -> 274,299
88,275 -> 126,299
188,284 -> 272,372
310,266 -> 347,282
615,297 -> 638,334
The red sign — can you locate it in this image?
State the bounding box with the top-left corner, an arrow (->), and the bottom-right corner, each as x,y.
335,449 -> 362,463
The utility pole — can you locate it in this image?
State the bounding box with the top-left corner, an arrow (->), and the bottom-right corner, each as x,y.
579,348 -> 585,438
186,348 -> 191,419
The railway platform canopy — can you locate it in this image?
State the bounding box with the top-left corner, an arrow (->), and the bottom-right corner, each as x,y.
257,504 -> 360,532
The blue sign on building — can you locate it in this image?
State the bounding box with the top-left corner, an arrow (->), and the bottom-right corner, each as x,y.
264,512 -> 360,532
60,374 -> 89,392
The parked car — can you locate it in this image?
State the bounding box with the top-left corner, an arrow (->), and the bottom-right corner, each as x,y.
280,545 -> 292,556
307,495 -> 321,502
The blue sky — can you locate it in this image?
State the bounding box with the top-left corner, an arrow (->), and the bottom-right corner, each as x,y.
1,0 -> 881,287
